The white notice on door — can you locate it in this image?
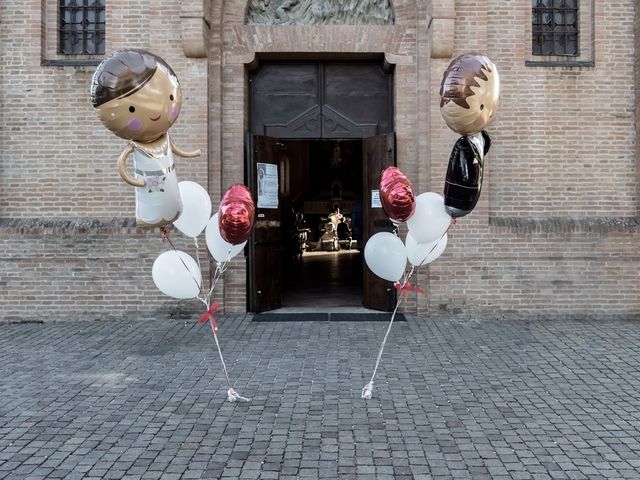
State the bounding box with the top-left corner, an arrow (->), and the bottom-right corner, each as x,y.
257,163 -> 278,209
371,189 -> 382,208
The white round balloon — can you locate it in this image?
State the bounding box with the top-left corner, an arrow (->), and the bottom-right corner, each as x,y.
205,213 -> 246,263
152,250 -> 202,299
364,232 -> 407,282
406,192 -> 451,243
405,232 -> 448,267
173,181 -> 212,238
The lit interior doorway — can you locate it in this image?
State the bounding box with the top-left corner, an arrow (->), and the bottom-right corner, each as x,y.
278,139 -> 364,310
247,59 -> 396,313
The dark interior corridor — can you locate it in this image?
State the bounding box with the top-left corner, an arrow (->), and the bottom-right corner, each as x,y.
278,139 -> 364,311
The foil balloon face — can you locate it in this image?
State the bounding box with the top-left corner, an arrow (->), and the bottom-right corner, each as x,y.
440,52 -> 500,136
91,49 -> 182,143
218,184 -> 256,245
379,167 -> 416,223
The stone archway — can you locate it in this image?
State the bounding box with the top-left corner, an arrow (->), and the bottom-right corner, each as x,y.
204,0 -> 440,314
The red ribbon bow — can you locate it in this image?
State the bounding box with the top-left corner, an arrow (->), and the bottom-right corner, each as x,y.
394,282 -> 427,297
199,301 -> 220,333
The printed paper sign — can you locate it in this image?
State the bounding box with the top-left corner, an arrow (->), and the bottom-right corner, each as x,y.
257,163 -> 278,209
371,189 -> 382,208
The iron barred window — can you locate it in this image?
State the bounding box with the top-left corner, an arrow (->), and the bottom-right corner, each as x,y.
532,0 -> 579,56
59,0 -> 105,55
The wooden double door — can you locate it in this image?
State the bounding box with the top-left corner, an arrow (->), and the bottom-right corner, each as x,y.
246,60 -> 397,313
246,134 -> 397,313
250,61 -> 393,139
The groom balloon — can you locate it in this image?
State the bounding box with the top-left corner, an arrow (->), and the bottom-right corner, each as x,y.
440,53 -> 500,217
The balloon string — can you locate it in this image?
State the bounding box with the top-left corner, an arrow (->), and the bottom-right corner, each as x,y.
207,260 -> 227,303
361,294 -> 404,399
203,247 -> 233,303
209,318 -> 231,386
194,237 -> 203,282
195,261 -> 248,402
362,265 -> 414,399
416,217 -> 456,268
201,298 -> 250,402
362,217 -> 457,400
160,226 -> 178,250
160,226 -> 202,293
160,230 -> 247,402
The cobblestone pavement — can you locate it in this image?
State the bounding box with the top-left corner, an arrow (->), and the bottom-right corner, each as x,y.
1,315 -> 640,479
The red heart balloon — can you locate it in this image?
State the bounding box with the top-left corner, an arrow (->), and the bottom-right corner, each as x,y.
218,184 -> 255,245
379,167 -> 416,223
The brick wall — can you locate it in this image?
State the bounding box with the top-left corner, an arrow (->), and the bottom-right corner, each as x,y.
487,0 -> 635,217
427,0 -> 639,318
1,0 -> 638,320
428,218 -> 639,319
636,0 -> 640,211
0,0 -> 208,320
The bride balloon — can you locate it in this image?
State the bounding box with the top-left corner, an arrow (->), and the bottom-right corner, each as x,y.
91,49 -> 201,228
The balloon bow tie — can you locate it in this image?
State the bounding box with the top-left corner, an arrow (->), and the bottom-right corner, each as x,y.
394,282 -> 427,297
199,301 -> 221,332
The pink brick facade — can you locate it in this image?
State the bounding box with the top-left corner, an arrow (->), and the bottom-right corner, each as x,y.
0,0 -> 638,320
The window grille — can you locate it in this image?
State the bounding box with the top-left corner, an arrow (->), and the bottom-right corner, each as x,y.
59,0 -> 105,55
532,0 -> 579,56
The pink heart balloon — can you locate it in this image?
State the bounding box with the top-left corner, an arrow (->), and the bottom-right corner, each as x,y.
218,184 -> 255,245
379,167 -> 416,223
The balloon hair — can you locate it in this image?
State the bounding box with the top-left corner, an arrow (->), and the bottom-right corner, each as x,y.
90,49 -> 178,107
439,53 -> 495,110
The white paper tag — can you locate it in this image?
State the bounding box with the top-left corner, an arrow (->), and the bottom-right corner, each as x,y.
371,190 -> 382,208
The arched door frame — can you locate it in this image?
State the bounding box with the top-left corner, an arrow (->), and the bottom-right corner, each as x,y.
205,0 -> 435,314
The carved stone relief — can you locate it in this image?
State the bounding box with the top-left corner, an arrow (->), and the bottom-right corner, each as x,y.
246,0 -> 394,25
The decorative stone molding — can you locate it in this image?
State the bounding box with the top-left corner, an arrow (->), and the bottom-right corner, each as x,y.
0,217 -> 138,234
181,0 -> 207,58
223,25 -> 416,65
490,217 -> 640,233
245,0 -> 394,25
430,0 -> 454,58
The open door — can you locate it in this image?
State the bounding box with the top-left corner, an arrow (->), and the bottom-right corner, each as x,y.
246,135 -> 282,312
362,133 -> 397,311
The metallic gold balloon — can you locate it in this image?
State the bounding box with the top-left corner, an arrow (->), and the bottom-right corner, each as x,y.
440,52 -> 500,136
218,184 -> 255,245
379,167 -> 416,223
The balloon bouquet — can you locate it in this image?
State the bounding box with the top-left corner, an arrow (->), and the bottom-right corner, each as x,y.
362,52 -> 500,399
91,49 -> 254,402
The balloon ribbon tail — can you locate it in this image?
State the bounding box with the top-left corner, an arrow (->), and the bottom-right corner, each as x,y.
227,387 -> 251,402
394,282 -> 427,297
361,381 -> 373,400
199,301 -> 221,332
